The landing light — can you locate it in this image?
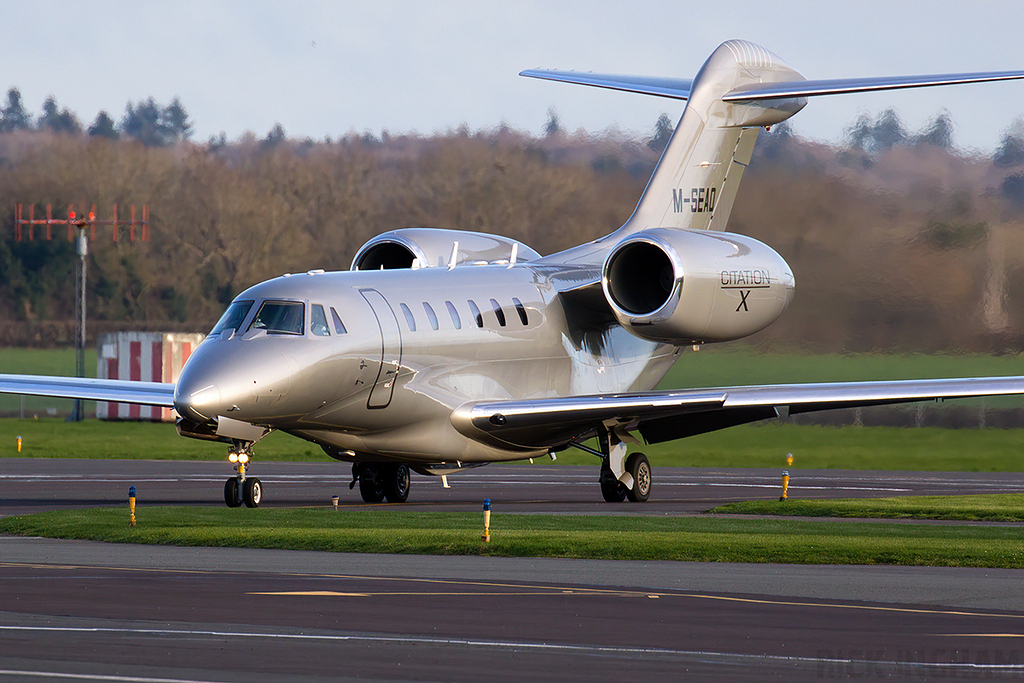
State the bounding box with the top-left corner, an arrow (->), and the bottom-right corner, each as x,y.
228,453 -> 238,463
238,453 -> 250,464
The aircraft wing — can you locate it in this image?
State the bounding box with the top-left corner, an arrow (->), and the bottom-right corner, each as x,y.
0,374 -> 175,407
450,376 -> 1024,451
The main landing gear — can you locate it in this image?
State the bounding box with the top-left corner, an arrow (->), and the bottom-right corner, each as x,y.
350,462 -> 411,503
590,429 -> 651,503
224,440 -> 262,508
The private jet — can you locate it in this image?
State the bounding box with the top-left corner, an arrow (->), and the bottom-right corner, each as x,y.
4,40 -> 1024,507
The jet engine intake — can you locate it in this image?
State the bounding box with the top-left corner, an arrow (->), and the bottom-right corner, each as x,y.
352,228 -> 540,270
602,228 -> 794,344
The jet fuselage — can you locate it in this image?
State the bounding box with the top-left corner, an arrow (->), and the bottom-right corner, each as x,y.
173,263 -> 677,465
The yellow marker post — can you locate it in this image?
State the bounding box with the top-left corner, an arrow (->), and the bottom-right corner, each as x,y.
16,435 -> 22,453
786,452 -> 793,467
332,495 -> 339,510
128,486 -> 137,527
482,498 -> 491,542
780,471 -> 790,501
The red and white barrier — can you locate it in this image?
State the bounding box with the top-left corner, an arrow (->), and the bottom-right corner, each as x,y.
96,332 -> 206,421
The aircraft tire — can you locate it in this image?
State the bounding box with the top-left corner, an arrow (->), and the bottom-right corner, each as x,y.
383,463 -> 411,503
599,468 -> 627,503
359,466 -> 386,503
625,453 -> 651,502
224,478 -> 242,507
243,477 -> 263,508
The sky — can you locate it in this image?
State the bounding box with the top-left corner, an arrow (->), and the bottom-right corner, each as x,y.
5,1 -> 1024,152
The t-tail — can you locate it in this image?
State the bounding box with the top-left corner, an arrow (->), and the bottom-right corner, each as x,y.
623,40 -> 806,234
524,41 -> 1024,346
522,39 -> 1024,238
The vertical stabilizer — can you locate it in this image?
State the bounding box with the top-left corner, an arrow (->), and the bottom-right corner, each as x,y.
620,40 -> 806,234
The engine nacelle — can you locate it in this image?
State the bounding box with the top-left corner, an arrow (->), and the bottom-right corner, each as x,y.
352,228 -> 541,270
602,228 -> 794,344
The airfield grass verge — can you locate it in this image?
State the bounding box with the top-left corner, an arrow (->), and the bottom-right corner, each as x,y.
1,506 -> 1022,568
712,494 -> 1024,522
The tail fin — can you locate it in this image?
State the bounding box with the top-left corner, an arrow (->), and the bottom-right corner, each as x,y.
623,40 -> 806,233
522,40 -> 1024,236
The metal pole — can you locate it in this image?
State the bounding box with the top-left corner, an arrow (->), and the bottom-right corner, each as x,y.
72,226 -> 87,422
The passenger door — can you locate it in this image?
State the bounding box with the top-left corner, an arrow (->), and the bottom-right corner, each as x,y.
360,289 -> 403,409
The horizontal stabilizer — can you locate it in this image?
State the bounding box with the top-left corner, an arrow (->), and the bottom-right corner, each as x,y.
520,69 -> 692,100
522,68 -> 1024,104
724,70 -> 1024,102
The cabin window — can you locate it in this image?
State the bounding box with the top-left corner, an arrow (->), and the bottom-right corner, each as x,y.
310,304 -> 331,336
210,300 -> 253,335
330,307 -> 348,334
490,298 -> 506,327
399,303 -> 416,331
249,300 -> 304,335
423,302 -> 439,331
445,300 -> 462,329
468,300 -> 483,328
512,297 -> 529,326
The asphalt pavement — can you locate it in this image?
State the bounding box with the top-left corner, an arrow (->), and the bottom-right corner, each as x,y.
1,460 -> 1022,682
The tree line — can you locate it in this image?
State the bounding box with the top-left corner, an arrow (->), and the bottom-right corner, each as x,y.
0,88 -> 192,147
2,100 -> 1024,353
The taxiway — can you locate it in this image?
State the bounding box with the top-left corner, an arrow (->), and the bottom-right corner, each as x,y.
1,460 -> 1022,682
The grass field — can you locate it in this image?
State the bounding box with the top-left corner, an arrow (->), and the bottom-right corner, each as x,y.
0,347 -> 97,417
661,347 -> 1024,389
712,494 -> 1024,522
1,505 -> 1021,568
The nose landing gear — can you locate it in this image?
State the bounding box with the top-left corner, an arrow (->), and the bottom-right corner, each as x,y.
224,440 -> 262,508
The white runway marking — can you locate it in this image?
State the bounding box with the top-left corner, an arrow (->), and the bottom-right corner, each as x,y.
0,669 -> 232,683
3,625 -> 1023,675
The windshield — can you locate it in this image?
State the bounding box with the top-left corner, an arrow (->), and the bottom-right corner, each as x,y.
248,300 -> 305,335
209,300 -> 254,336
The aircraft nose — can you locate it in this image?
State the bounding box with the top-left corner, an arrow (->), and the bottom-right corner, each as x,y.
174,381 -> 222,422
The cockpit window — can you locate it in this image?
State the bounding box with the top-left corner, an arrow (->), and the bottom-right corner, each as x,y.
248,300 -> 305,335
210,300 -> 254,336
330,307 -> 348,334
310,304 -> 331,336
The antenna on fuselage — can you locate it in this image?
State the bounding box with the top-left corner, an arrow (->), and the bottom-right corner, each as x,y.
447,241 -> 459,270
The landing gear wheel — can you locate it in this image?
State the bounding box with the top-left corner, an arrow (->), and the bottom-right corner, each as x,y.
243,477 -> 263,508
383,463 -> 411,503
625,453 -> 651,502
600,468 -> 626,503
224,478 -> 242,507
359,465 -> 386,503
